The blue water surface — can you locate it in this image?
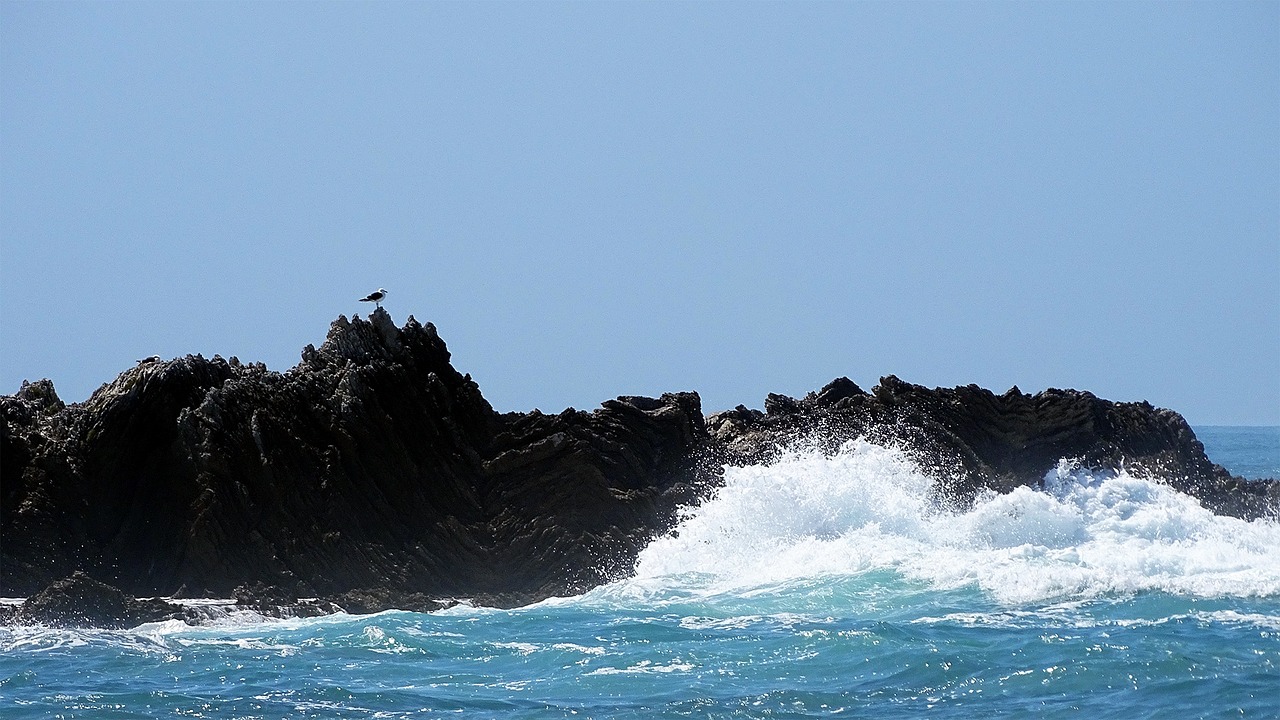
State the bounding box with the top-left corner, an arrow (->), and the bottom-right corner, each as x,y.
4,589 -> 1277,719
1196,425 -> 1280,480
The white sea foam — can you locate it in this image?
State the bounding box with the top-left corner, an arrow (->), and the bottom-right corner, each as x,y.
586,660 -> 696,675
493,640 -> 540,655
601,440 -> 1280,606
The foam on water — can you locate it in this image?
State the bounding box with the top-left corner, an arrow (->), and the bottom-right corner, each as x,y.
593,439 -> 1280,607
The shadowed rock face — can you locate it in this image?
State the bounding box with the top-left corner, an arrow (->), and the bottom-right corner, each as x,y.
1,310 -> 710,603
2,312 -> 1273,609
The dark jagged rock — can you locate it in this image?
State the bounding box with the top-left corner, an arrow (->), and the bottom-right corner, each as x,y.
322,587 -> 454,614
1,309 -> 710,605
708,375 -> 1279,519
2,311 -> 1274,614
13,572 -> 184,629
15,378 -> 65,415
231,582 -> 342,618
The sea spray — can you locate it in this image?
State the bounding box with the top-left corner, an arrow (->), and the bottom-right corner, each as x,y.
590,439 -> 1280,609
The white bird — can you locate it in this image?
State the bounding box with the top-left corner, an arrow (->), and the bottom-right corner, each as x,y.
359,288 -> 388,308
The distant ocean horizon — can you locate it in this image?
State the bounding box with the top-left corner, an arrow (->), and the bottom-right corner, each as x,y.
2,426 -> 1277,719
1194,425 -> 1280,481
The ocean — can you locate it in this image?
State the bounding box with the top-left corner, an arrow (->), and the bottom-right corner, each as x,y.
3,427 -> 1278,719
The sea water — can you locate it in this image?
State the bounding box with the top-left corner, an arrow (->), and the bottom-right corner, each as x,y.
3,427 -> 1277,719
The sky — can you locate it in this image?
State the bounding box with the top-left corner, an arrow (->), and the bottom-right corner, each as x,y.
1,1 -> 1277,425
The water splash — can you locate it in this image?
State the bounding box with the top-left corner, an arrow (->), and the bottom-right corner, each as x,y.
596,440 -> 1280,606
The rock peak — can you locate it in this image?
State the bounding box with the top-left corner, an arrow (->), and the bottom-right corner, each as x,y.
369,307 -> 399,345
315,310 -> 429,365
16,378 -> 64,415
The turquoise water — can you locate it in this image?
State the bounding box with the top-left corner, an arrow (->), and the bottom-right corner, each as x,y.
3,429 -> 1277,719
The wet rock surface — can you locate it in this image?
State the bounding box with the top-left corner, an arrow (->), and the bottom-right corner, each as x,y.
321,587 -> 455,614
3,311 -> 1273,614
9,572 -> 186,629
0,575 -> 458,629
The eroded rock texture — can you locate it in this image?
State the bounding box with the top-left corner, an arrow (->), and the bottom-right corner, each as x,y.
1,310 -> 708,604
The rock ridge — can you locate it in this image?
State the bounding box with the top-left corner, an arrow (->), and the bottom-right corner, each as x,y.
2,310 -> 710,605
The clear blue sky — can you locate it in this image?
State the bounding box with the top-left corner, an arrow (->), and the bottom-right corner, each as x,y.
2,1 -> 1277,425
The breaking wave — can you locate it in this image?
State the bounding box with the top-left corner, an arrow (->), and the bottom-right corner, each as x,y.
591,439 -> 1280,606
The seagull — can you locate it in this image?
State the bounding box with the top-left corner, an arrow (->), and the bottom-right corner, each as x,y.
137,355 -> 160,364
359,288 -> 388,308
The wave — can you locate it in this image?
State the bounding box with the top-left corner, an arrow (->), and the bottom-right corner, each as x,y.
0,607 -> 433,657
589,439 -> 1280,607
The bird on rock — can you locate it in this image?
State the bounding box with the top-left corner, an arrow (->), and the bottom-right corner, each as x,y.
359,288 -> 388,308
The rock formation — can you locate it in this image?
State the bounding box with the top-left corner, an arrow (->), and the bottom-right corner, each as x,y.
2,310 -> 1274,620
5,572 -> 185,629
707,376 -> 1278,519
2,310 -> 709,605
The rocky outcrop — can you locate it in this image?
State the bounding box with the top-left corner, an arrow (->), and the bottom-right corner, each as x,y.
2,311 -> 1273,614
321,587 -> 454,614
707,376 -> 1279,519
0,574 -> 445,629
9,572 -> 185,629
2,310 -> 710,604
